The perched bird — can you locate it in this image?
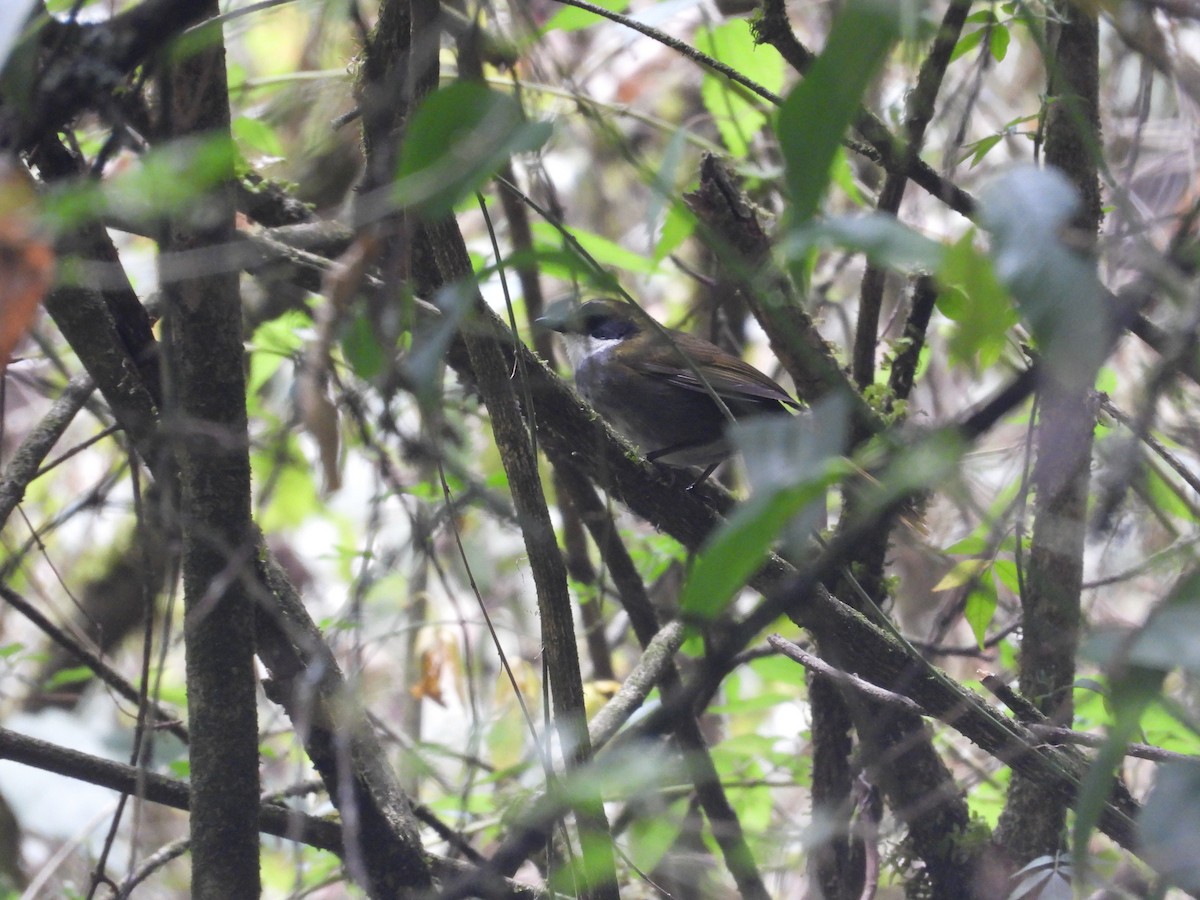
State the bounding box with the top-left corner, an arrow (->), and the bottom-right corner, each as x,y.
537,298 -> 800,483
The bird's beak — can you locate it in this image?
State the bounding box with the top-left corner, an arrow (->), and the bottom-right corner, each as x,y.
535,297 -> 578,334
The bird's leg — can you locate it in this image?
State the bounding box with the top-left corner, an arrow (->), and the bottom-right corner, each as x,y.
645,441 -> 695,464
686,463 -> 719,491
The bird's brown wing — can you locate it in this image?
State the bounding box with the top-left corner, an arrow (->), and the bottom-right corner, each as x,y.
632,333 -> 801,409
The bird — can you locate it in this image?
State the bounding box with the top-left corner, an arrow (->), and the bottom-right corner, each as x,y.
537,298 -> 800,485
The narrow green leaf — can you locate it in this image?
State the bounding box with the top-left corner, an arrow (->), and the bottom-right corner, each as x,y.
680,480 -> 831,622
531,221 -> 658,276
45,136 -> 238,230
963,9 -> 998,24
652,202 -> 696,264
1141,461 -> 1194,523
682,399 -> 852,620
1072,664 -> 1163,879
625,802 -> 686,874
45,665 -> 94,690
777,0 -> 903,225
949,26 -> 985,63
933,558 -> 990,591
1073,571 -> 1200,875
964,133 -> 1003,167
647,126 -> 690,261
828,148 -> 867,207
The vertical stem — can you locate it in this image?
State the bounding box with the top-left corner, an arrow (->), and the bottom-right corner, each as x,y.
995,4 -> 1100,864
157,12 -> 260,897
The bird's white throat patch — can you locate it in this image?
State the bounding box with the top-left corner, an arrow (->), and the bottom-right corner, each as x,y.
559,333 -> 621,371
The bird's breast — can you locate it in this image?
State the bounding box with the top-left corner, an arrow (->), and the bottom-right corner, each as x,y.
574,354 -> 732,466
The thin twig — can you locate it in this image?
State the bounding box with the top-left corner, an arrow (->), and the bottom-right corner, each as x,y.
767,634 -> 927,715
0,372 -> 96,533
589,622 -> 686,749
1025,724 -> 1200,764
0,584 -> 188,743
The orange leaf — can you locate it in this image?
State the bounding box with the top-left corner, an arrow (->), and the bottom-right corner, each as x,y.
409,645 -> 446,706
0,161 -> 53,373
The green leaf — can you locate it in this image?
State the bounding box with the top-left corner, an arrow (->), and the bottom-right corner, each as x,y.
941,534 -> 988,556
1072,663 -> 1163,878
1094,366 -> 1118,395
963,574 -> 998,648
1072,570 -> 1200,875
652,202 -> 696,264
1139,704 -> 1200,755
624,800 -> 686,874
253,443 -> 321,531
680,478 -> 834,622
646,126 -> 692,262
1127,603 -> 1200,675
541,0 -> 629,33
232,115 -> 284,157
45,666 -> 94,690
968,767 -> 1010,827
696,21 -> 783,157
949,26 -> 986,63
828,147 -> 867,207
873,429 -> 966,514
777,0 -> 903,225
989,23 -> 1011,62
935,231 -> 1018,370
531,221 -> 658,276
961,133 -> 1002,168
681,398 -> 852,620
491,246 -> 617,290
933,558 -> 989,591
395,83 -> 552,218
406,283 -> 477,399
247,308 -> 310,395
340,308 -> 386,381
1141,461 -> 1194,522
992,558 -> 1020,593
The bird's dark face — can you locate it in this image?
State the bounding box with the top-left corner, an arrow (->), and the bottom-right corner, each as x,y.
536,298 -> 798,472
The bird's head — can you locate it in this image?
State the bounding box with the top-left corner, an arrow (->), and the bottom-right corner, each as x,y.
535,297 -> 646,370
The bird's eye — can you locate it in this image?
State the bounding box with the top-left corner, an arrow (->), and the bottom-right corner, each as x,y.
587,316 -> 632,340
